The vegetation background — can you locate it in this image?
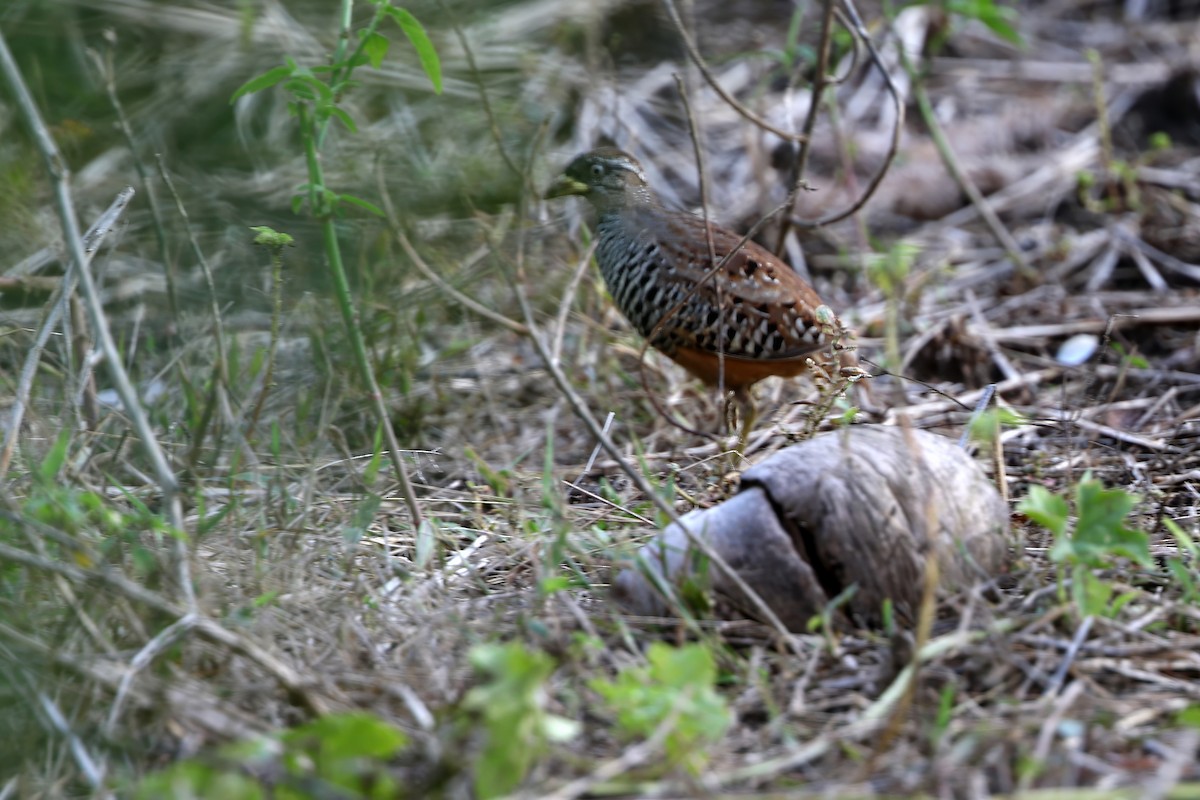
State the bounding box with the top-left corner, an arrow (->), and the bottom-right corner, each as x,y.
0,0 -> 1198,796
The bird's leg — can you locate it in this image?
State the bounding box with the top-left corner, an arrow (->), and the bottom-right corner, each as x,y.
733,387 -> 758,454
722,390 -> 738,435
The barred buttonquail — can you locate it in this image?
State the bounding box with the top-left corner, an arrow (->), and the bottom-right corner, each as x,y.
546,147 -> 848,434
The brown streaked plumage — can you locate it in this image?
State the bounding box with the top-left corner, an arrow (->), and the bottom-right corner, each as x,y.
546,148 -> 847,410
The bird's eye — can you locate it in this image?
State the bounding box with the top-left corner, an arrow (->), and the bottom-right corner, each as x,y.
590,163 -> 604,177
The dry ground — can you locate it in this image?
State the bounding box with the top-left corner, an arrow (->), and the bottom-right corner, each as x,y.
1,0 -> 1199,797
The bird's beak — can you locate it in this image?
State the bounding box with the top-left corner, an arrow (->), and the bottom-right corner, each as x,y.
544,174 -> 589,199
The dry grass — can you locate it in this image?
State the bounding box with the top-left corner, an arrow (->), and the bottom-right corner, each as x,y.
1,0 -> 1199,797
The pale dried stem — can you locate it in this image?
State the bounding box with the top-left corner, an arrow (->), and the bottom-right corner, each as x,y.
550,240 -> 597,367
89,42 -> 180,323
0,188 -> 134,481
0,34 -> 193,609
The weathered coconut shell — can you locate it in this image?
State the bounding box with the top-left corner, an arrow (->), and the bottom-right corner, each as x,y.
613,425 -> 1009,630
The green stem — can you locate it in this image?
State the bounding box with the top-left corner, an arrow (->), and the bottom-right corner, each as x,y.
319,0 -> 390,149
297,103 -> 424,528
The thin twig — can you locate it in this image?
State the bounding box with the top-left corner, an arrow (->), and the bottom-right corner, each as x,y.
791,0 -> 906,228
660,0 -> 807,143
437,0 -> 526,184
376,162 -> 528,336
774,0 -> 838,252
35,690 -> 108,793
550,239 -> 597,367
674,69 -> 732,404
89,38 -> 180,324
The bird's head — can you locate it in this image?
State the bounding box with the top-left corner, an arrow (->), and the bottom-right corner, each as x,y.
545,148 -> 654,214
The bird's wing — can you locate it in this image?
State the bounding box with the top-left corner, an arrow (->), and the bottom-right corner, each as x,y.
643,211 -> 838,362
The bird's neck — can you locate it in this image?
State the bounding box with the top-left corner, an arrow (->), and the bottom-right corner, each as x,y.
594,187 -> 658,222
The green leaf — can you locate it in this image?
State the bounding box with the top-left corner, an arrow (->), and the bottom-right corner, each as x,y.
1048,533 -> 1078,565
342,493 -> 382,546
135,761 -> 264,799
385,7 -> 443,94
590,643 -> 731,775
1074,476 -> 1150,566
932,683 -> 956,744
647,641 -> 716,688
1074,475 -> 1137,539
250,226 -> 295,248
325,105 -> 358,133
945,0 -> 1022,45
1107,525 -> 1153,567
362,31 -> 390,69
282,712 -> 407,761
1106,588 -> 1138,617
363,424 -> 385,487
336,193 -> 385,217
1018,485 -> 1069,540
197,498 -> 235,536
1072,567 -> 1110,618
1165,519 -> 1198,559
230,61 -> 295,103
37,429 -> 72,484
540,576 -> 571,595
1178,704 -> 1200,729
465,642 -> 565,799
286,72 -> 334,103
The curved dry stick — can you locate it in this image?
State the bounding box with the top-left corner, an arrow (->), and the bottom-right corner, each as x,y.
660,0 -> 901,244
790,0 -> 906,229
380,197 -> 530,336
826,6 -> 863,86
661,0 -> 807,144
436,0 -> 528,189
673,70 -> 735,417
774,0 -> 839,252
90,44 -> 180,325
550,239 -> 597,367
